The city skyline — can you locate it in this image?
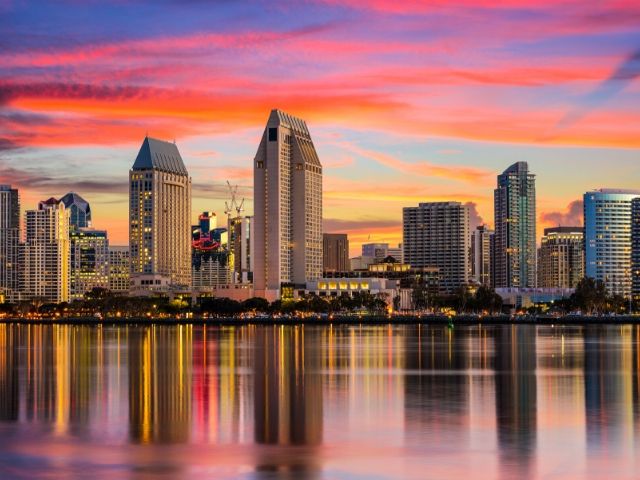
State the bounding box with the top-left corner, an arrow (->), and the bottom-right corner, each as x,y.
2,1 -> 640,256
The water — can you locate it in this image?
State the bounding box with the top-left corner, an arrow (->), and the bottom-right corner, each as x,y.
0,323 -> 639,479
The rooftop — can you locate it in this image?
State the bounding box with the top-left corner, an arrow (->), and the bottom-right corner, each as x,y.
132,136 -> 188,176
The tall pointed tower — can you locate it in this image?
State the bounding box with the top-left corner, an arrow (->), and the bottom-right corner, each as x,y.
253,110 -> 323,300
129,137 -> 192,291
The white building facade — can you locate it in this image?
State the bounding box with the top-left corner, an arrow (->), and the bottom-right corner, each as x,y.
253,110 -> 323,300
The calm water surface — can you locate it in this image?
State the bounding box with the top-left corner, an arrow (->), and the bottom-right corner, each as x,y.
0,323 -> 639,479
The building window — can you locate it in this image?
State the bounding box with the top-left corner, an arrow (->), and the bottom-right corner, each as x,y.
257,161 -> 264,169
268,127 -> 278,141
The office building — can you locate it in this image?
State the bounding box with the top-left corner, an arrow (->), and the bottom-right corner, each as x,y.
129,136 -> 192,291
229,215 -> 253,283
253,110 -> 322,300
323,233 -> 349,273
471,225 -> 493,286
60,192 -> 92,229
585,189 -> 640,298
0,186 -> 20,303
69,228 -> 109,300
537,227 -> 584,289
21,198 -> 70,303
403,202 -> 470,293
632,199 -> 640,302
108,246 -> 130,293
494,162 -> 536,288
192,211 -> 231,290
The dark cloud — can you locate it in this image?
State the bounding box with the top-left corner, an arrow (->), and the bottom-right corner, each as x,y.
0,82 -> 148,105
0,166 -> 126,195
323,218 -> 400,232
540,199 -> 583,227
465,201 -> 484,230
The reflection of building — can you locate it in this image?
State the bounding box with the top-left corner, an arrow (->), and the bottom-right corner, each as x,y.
60,192 -> 92,229
403,202 -> 470,293
404,326 -> 470,442
323,233 -> 349,273
494,162 -> 536,288
584,189 -> 640,298
128,326 -> 192,444
583,325 -> 637,456
108,246 -> 130,293
254,326 -> 322,446
0,185 -> 20,303
537,227 -> 584,288
253,110 -> 323,300
129,137 -> 192,291
493,325 -> 537,477
0,324 -> 19,421
21,198 -> 70,303
471,225 -> 493,286
70,228 -> 109,300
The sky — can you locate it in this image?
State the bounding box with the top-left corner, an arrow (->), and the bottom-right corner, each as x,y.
1,0 -> 640,256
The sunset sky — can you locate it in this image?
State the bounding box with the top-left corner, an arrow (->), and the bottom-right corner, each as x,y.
2,0 -> 640,255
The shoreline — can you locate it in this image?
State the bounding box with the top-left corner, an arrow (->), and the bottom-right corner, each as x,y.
1,315 -> 639,326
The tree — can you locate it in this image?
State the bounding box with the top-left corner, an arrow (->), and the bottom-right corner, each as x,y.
571,277 -> 608,314
474,285 -> 503,314
242,297 -> 270,313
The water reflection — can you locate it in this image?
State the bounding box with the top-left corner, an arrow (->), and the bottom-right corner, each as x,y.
494,326 -> 537,477
0,323 -> 639,479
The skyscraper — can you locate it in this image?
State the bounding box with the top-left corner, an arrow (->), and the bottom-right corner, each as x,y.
129,137 -> 192,291
403,202 -> 470,293
69,228 -> 109,300
253,110 -> 323,300
471,225 -> 493,286
0,186 -> 20,303
108,246 -> 130,293
537,227 -> 584,289
323,233 -> 349,273
494,162 -> 536,288
229,215 -> 253,283
60,192 -> 92,229
192,211 -> 231,290
584,189 -> 640,298
632,198 -> 640,302
21,198 -> 70,303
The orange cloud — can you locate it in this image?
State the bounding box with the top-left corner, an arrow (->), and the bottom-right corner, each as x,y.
337,141 -> 493,184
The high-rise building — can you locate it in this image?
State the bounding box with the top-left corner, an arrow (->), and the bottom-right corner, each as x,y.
403,202 -> 470,293
471,225 -> 493,286
585,189 -> 640,298
191,211 -> 231,289
253,110 -> 323,300
494,162 -> 536,288
129,137 -> 192,291
108,246 -> 130,293
0,185 -> 20,303
387,244 -> 403,263
69,228 -> 109,300
21,198 -> 70,303
60,192 -> 92,229
632,198 -> 640,302
362,243 -> 389,259
537,227 -> 584,289
323,233 -> 349,273
229,215 -> 253,283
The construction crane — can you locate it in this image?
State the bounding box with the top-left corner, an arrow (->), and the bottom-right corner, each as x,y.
224,181 -> 245,218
